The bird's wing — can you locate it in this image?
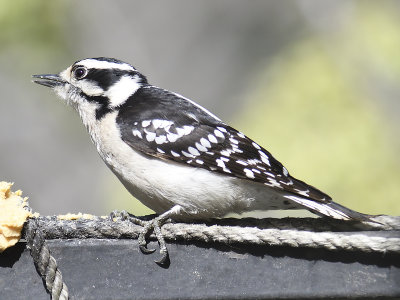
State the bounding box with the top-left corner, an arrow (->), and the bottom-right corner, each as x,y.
116,86 -> 331,203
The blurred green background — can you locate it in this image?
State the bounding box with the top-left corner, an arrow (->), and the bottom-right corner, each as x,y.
0,0 -> 398,216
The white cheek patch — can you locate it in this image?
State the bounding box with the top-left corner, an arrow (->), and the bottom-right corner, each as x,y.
105,75 -> 141,108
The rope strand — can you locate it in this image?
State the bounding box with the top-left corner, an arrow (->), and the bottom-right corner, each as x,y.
24,219 -> 69,300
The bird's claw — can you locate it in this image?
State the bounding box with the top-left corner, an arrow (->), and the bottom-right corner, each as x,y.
139,244 -> 156,254
155,248 -> 170,267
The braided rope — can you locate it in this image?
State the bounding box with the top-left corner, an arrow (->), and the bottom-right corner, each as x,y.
24,219 -> 69,300
162,223 -> 400,253
33,214 -> 400,254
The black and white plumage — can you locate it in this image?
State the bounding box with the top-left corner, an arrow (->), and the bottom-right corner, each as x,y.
33,57 -> 370,263
117,87 -> 330,204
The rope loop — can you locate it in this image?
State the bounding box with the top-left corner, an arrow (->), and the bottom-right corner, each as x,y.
25,218 -> 69,300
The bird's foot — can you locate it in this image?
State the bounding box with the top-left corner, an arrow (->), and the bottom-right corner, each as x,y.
138,214 -> 171,266
109,210 -> 147,226
109,209 -> 173,267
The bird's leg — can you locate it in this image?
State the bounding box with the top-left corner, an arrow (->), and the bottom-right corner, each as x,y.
138,205 -> 182,266
110,206 -> 182,266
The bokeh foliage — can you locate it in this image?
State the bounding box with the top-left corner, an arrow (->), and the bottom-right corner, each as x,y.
0,0 -> 71,67
235,2 -> 400,215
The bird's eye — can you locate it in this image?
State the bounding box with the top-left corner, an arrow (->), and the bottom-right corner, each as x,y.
73,67 -> 87,79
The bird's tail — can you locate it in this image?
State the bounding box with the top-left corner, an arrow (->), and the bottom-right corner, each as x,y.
283,195 -> 372,222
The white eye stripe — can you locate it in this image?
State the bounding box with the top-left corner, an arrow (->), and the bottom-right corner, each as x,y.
78,59 -> 134,71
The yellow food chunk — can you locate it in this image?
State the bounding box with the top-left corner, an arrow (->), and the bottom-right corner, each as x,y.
0,182 -> 32,252
57,213 -> 95,220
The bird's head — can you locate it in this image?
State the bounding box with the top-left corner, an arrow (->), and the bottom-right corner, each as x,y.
33,57 -> 147,119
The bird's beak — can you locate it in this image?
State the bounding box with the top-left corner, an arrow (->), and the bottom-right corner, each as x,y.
32,74 -> 66,88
